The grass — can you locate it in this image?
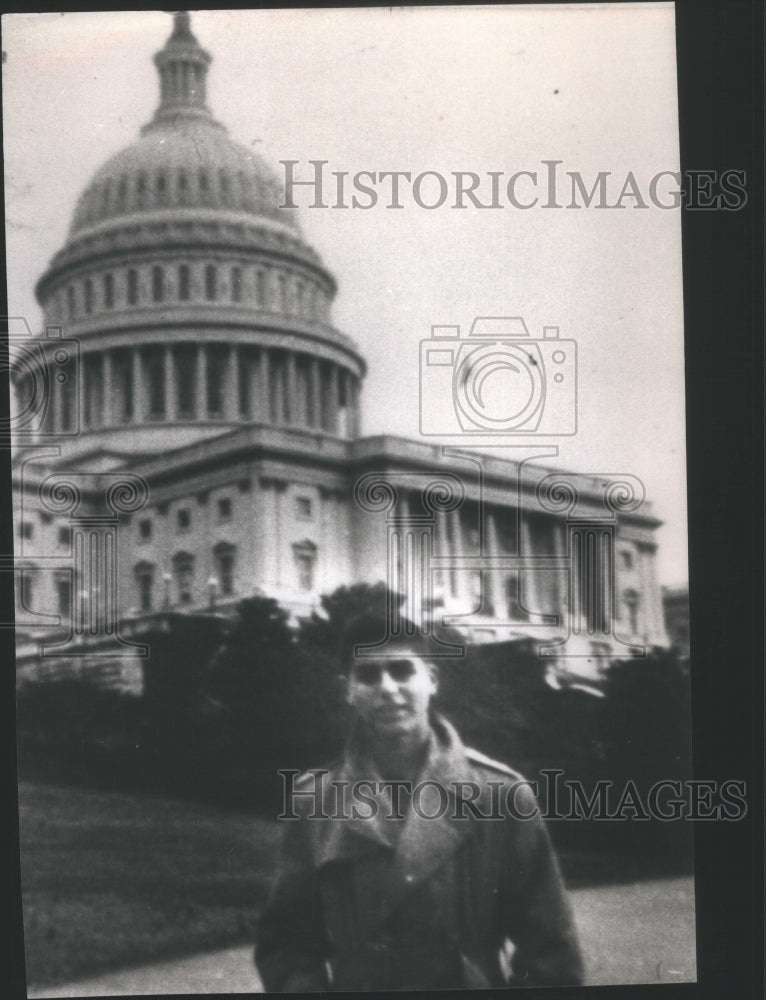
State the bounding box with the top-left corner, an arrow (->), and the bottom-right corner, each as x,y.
18,781 -> 280,987
18,780 -> 697,989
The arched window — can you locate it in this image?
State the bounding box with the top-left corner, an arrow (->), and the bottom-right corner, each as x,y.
213,542 -> 236,597
134,561 -> 155,612
205,265 -> 217,301
292,540 -> 317,592
103,273 -> 114,309
172,552 -> 195,605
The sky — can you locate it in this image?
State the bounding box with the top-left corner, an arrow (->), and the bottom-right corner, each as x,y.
2,5 -> 688,585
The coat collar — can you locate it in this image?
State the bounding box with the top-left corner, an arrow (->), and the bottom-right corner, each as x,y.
314,714 -> 474,922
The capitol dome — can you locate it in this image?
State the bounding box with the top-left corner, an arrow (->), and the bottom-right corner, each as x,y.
69,119 -> 300,237
26,11 -> 365,462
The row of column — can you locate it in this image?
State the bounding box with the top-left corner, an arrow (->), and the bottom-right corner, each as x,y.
386,491 -> 661,640
39,344 -> 361,438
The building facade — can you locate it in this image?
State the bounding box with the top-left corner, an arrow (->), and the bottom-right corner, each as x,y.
11,13 -> 668,688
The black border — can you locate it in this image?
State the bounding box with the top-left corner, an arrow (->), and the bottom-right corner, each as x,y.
2,3 -> 764,999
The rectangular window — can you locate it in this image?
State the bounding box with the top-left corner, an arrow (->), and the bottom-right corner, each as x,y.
295,497 -> 312,520
57,526 -> 69,546
67,286 -> 76,319
215,547 -> 235,596
177,508 -> 191,532
256,270 -> 266,307
296,554 -> 314,591
84,279 -> 93,315
174,558 -> 194,604
139,519 -> 152,541
138,573 -> 153,611
217,497 -> 232,521
127,269 -> 138,306
20,521 -> 34,540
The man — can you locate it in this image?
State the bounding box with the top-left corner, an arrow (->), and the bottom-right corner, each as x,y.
256,614 -> 584,991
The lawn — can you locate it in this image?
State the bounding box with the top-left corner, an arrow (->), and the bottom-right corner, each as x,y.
18,780 -> 697,990
18,781 -> 280,988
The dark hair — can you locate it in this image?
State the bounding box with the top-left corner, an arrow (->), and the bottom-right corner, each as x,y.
340,613 -> 438,673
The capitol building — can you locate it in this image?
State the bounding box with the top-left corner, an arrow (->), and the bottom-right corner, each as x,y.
11,13 -> 668,688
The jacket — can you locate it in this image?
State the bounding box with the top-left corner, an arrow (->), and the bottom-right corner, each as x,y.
255,715 -> 584,991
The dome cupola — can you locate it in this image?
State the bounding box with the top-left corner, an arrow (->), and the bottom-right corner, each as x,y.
24,12 -> 365,461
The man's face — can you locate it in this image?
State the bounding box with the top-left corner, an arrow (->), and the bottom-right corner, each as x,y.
346,649 -> 437,738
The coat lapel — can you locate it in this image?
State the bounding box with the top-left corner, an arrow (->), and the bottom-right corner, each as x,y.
372,716 -> 474,926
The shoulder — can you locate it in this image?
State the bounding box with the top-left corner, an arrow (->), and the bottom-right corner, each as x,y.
464,746 -> 527,784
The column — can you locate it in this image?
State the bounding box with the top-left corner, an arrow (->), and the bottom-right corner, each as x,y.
449,506 -> 465,601
286,351 -> 298,425
535,516 -> 558,619
521,515 -> 542,617
552,517 -> 568,627
53,373 -> 64,435
486,508 -> 504,620
350,377 -> 360,437
328,364 -> 339,434
164,346 -> 176,422
260,348 -> 272,423
433,507 -> 448,598
224,344 -> 239,421
102,351 -> 113,427
38,471 -> 149,658
310,358 -> 322,429
195,344 -> 206,419
132,349 -> 147,423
